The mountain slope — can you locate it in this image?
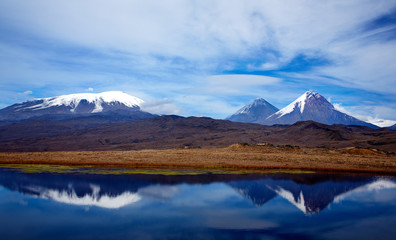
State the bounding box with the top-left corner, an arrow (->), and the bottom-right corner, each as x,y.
226,98 -> 279,123
260,91 -> 377,128
389,124 -> 396,130
1,116 -> 395,152
0,91 -> 146,122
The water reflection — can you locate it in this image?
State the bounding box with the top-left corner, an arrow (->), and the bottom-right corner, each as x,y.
1,167 -> 396,239
0,167 -> 394,214
24,184 -> 142,209
228,177 -> 396,214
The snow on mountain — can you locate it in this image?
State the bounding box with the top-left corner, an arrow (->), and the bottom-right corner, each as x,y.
260,91 -> 378,128
275,91 -> 328,118
0,91 -> 147,121
23,91 -> 143,113
226,98 -> 279,123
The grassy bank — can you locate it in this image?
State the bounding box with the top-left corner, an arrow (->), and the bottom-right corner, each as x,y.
0,144 -> 395,174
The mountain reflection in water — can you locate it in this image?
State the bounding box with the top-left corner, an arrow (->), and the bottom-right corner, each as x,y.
1,167 -> 396,240
0,167 -> 394,214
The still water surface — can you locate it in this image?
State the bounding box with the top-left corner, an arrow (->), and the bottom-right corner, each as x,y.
0,166 -> 396,239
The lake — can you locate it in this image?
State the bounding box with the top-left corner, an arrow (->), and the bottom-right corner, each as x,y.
0,166 -> 396,240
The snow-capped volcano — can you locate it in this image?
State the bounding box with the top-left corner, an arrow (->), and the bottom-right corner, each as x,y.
226,98 -> 279,123
22,91 -> 143,113
260,91 -> 377,128
0,91 -> 148,121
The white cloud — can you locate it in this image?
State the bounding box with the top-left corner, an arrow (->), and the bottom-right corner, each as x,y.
0,0 -> 269,60
333,103 -> 396,127
316,41 -> 396,94
207,74 -> 281,86
87,88 -> 93,92
0,0 -> 396,119
140,98 -> 181,115
205,74 -> 282,94
198,74 -> 284,107
0,90 -> 35,108
3,1 -> 392,65
171,94 -> 242,118
248,62 -> 280,71
366,118 -> 396,128
333,103 -> 353,115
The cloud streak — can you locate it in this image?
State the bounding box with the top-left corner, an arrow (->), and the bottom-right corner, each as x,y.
204,74 -> 282,94
0,0 -> 395,121
140,99 -> 181,115
334,103 -> 396,127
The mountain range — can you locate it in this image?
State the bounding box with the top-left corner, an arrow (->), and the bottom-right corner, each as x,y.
228,91 -> 378,128
1,116 -> 395,152
0,90 -> 395,152
0,90 -> 388,129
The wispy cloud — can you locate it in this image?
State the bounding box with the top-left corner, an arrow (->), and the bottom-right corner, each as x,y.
204,74 -> 282,94
0,0 -> 395,121
334,103 -> 396,127
140,99 -> 181,115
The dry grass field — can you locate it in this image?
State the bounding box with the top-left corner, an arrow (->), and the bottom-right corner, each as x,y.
1,144 -> 395,174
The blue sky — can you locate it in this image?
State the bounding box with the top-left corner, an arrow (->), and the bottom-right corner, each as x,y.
0,0 -> 396,126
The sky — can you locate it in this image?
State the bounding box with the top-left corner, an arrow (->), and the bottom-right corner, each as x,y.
0,0 -> 396,126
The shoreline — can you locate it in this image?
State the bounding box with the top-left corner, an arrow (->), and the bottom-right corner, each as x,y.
1,145 -> 396,175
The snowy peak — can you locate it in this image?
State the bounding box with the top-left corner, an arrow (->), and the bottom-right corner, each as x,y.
260,91 -> 377,128
0,91 -> 150,122
277,91 -> 332,118
226,98 -> 279,123
24,91 -> 143,113
235,98 -> 275,114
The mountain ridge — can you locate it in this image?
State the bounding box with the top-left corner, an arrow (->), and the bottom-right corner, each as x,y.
0,91 -> 147,122
0,90 -> 388,129
226,98 -> 279,123
229,91 -> 378,128
1,116 -> 395,152
0,91 -> 158,125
